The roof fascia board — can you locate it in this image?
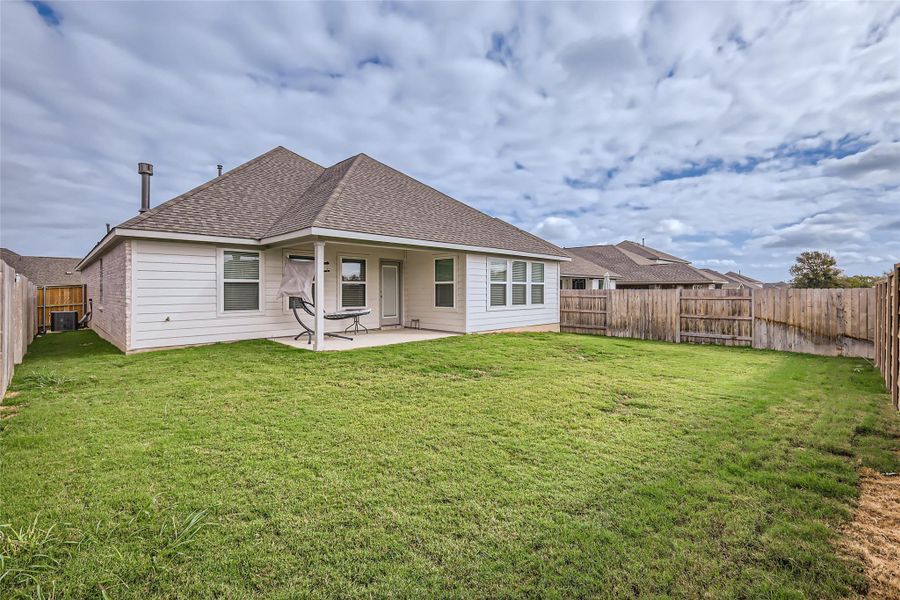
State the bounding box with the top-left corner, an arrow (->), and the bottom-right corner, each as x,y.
117,228 -> 260,246
264,227 -> 571,261
76,229 -> 262,270
79,225 -> 571,270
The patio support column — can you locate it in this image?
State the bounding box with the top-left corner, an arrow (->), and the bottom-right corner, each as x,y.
313,240 -> 326,351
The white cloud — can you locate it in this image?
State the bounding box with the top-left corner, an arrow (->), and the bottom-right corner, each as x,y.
1,1 -> 898,281
534,216 -> 581,243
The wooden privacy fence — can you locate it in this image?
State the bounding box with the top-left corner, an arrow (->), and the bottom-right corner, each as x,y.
874,263 -> 900,410
562,287 -> 877,358
1,260 -> 38,398
37,284 -> 86,332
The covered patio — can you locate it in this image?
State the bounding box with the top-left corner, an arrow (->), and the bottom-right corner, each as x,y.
270,327 -> 458,351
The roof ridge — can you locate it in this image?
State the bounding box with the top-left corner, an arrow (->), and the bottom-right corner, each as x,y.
310,154 -> 365,227
273,145 -> 326,170
119,146 -> 292,231
346,153 -> 564,255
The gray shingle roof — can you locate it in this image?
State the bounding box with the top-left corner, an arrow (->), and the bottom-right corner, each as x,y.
116,147 -> 567,258
566,245 -> 721,285
119,147 -> 326,239
616,240 -> 688,263
1,248 -> 82,286
561,252 -> 621,278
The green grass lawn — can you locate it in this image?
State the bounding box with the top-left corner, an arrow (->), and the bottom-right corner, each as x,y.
1,331 -> 898,599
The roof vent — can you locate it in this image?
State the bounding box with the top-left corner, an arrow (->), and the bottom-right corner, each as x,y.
138,162 -> 153,213
217,164 -> 223,176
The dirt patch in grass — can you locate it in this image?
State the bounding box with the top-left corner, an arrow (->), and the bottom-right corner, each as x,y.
839,468 -> 900,600
0,404 -> 22,419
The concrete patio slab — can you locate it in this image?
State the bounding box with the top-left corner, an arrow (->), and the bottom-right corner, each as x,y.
270,328 -> 458,351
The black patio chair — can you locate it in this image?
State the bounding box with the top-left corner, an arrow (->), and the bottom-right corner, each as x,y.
290,297 -> 372,344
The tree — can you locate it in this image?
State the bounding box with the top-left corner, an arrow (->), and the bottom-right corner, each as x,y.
840,274 -> 879,288
789,251 -> 843,288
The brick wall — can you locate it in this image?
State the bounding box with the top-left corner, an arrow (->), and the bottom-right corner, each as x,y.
82,240 -> 130,351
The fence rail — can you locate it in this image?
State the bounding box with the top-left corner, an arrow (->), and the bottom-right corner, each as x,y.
874,264 -> 900,410
1,260 -> 38,398
563,287 -> 877,357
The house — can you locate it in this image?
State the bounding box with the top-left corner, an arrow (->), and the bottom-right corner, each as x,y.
75,147 -> 570,352
562,241 -> 726,289
0,248 -> 82,287
560,252 -> 620,290
700,269 -> 764,289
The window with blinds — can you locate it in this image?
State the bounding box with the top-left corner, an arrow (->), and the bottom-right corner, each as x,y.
223,250 -> 260,311
487,259 -> 548,308
512,261 -> 527,305
531,262 -> 544,305
434,257 -> 455,308
490,259 -> 507,306
341,258 -> 367,308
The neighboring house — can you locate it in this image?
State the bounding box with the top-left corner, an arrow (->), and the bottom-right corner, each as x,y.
75,147 -> 570,352
701,269 -> 765,289
562,241 -> 726,289
0,248 -> 82,286
560,252 -> 620,290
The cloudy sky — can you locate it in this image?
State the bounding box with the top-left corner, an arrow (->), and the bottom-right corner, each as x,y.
1,1 -> 898,281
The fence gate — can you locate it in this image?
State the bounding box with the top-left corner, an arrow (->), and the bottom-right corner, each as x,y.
36,285 -> 86,333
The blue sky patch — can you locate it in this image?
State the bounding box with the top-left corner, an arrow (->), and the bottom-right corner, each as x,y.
28,0 -> 60,27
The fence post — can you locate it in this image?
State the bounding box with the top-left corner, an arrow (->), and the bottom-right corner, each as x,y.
892,265 -> 899,409
674,288 -> 681,343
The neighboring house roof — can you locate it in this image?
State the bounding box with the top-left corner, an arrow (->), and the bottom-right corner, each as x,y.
725,271 -> 764,288
0,248 -> 82,286
107,146 -> 567,261
566,245 -> 723,285
615,240 -> 689,264
700,268 -> 746,289
561,252 -> 621,279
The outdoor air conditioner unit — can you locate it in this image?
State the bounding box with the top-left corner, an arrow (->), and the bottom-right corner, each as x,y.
50,310 -> 78,332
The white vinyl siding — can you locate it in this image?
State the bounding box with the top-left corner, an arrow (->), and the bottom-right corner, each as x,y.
466,254 -> 559,333
404,252 -> 465,332
130,240 -> 405,350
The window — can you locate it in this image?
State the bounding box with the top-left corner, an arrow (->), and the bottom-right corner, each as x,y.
287,254 -> 314,309
572,278 -> 586,290
99,258 -> 104,302
223,250 -> 260,311
490,259 -> 507,306
340,258 -> 367,308
434,257 -> 455,308
512,260 -> 527,305
531,263 -> 545,304
489,259 -> 548,307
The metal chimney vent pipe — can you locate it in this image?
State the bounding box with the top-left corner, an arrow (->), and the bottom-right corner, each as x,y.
217,164 -> 223,176
138,162 -> 153,213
